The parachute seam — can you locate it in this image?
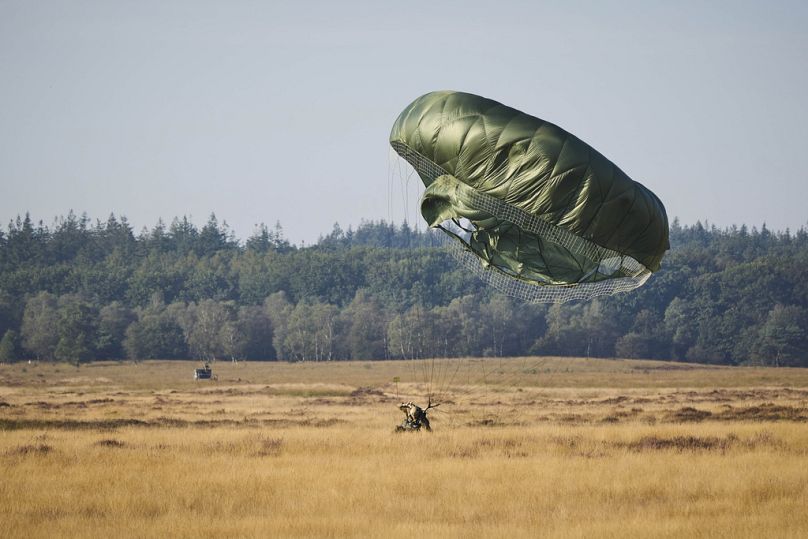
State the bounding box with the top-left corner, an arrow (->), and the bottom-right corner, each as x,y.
579,161 -> 618,240
552,161 -> 591,227
602,185 -> 640,251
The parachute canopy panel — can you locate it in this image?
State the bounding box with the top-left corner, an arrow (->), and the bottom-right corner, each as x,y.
389,91 -> 670,303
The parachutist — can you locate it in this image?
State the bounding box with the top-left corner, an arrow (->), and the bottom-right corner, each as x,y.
395,401 -> 436,432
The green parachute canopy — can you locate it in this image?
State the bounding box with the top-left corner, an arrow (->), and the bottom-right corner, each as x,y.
390,91 -> 669,303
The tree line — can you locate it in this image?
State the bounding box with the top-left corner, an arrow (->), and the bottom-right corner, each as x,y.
0,212 -> 806,366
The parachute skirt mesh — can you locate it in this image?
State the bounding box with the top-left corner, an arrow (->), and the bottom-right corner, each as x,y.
391,141 -> 652,304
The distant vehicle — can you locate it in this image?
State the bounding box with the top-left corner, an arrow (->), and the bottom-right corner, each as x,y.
194,363 -> 216,381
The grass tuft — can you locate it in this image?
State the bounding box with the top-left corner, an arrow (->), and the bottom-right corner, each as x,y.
94,439 -> 126,448
8,443 -> 53,456
666,406 -> 713,422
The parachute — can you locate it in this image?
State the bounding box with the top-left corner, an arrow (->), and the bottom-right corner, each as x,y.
390,91 -> 670,303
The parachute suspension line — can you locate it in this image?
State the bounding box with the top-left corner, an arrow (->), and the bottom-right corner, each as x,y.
401,158 -> 419,237
463,356 -> 549,402
387,147 -> 401,227
388,146 -> 420,234
430,357 -> 453,407
403,305 -> 432,405
408,354 -> 421,402
430,355 -> 552,406
424,401 -> 440,413
421,356 -> 552,428
413,322 -> 429,393
433,349 -> 450,405
390,140 -> 448,185
426,316 -> 456,406
432,357 -> 466,409
428,354 -> 437,406
394,310 -> 422,403
421,308 -> 431,399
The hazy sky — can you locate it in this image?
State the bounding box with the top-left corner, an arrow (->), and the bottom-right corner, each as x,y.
2,0 -> 807,244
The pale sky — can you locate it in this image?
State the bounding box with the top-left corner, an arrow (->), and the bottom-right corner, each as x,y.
1,0 -> 807,244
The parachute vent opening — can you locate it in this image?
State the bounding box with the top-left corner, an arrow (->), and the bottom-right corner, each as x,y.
390,141 -> 653,304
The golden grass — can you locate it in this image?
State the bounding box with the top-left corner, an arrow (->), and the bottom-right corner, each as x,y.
1,358 -> 808,538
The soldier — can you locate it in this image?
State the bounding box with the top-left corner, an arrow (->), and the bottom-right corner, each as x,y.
396,401 -> 435,432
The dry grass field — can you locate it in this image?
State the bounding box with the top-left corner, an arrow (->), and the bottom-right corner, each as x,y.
1,358 -> 808,538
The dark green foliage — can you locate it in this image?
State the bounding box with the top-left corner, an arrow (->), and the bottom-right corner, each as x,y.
614,310 -> 668,360
751,305 -> 808,366
0,291 -> 20,340
342,290 -> 388,360
532,301 -> 621,358
54,295 -> 98,365
1,213 -> 807,365
235,305 -> 275,360
264,292 -> 293,361
0,330 -> 20,362
20,292 -> 59,360
123,302 -> 188,360
246,222 -> 292,253
182,299 -> 237,361
96,302 -> 136,359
